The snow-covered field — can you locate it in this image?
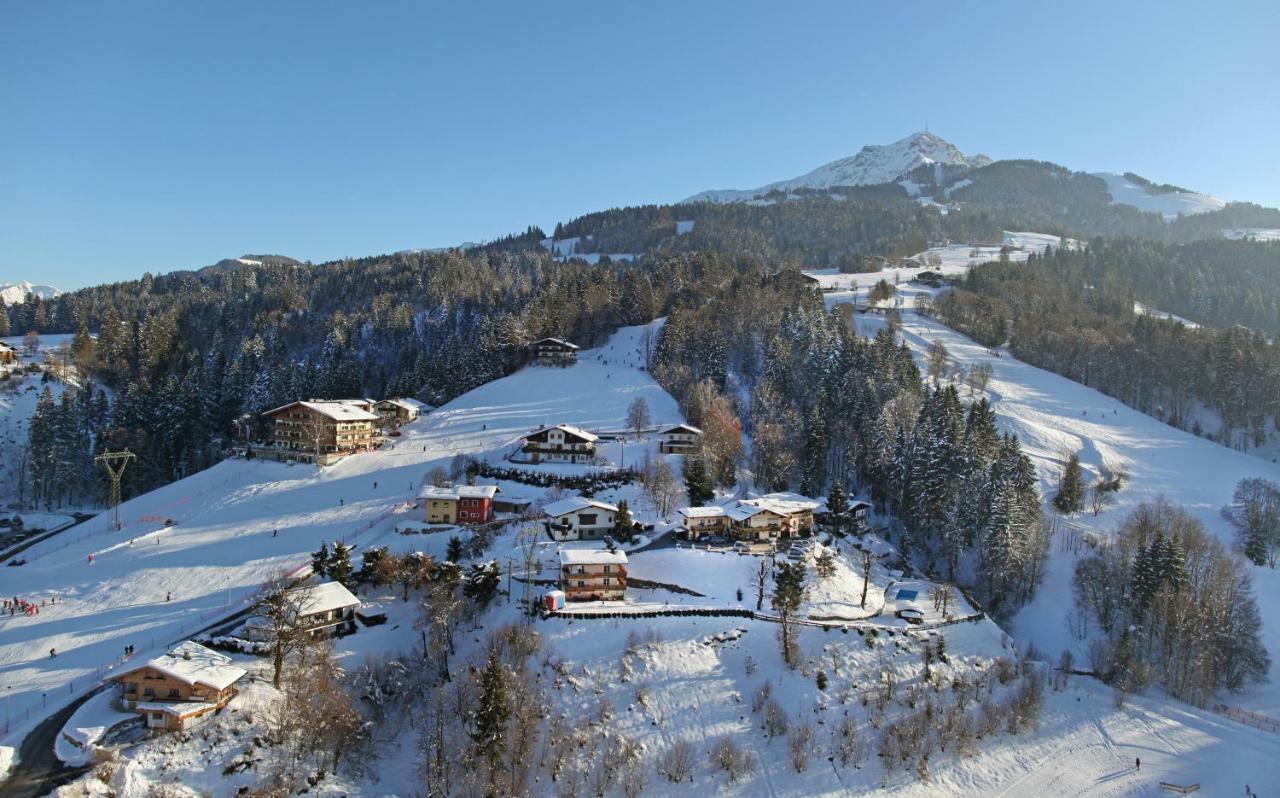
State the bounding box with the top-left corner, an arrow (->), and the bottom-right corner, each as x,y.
1093,172 -> 1225,219
849,309 -> 1280,718
1222,227 -> 1280,242
1133,301 -> 1201,328
0,322 -> 677,765
0,371 -> 68,508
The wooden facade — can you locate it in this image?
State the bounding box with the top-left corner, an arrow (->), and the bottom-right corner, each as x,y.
261,400 -> 379,455
559,549 -> 627,601
110,642 -> 245,732
530,337 -> 579,366
0,341 -> 15,366
658,423 -> 702,454
515,424 -> 598,464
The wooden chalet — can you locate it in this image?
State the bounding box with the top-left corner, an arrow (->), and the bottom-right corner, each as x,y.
725,493 -> 821,541
678,506 -> 729,539
543,496 -> 618,541
288,581 -> 361,637
559,548 -> 627,601
110,641 -> 246,731
260,400 -> 379,458
514,424 -> 598,464
374,397 -> 429,427
658,423 -> 702,454
530,337 -> 579,366
0,341 -> 15,366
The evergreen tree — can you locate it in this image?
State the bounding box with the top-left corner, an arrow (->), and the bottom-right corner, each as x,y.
328,542 -> 355,588
311,542 -> 333,579
683,455 -> 714,506
1054,452 -> 1085,514
470,647 -> 511,778
446,535 -> 464,563
826,482 -> 849,537
463,561 -> 502,606
613,499 -> 634,543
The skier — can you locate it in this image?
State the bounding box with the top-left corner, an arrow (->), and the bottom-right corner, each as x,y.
340,498 -> 344,506
165,591 -> 171,602
373,481 -> 378,490
272,529 -> 278,538
49,648 -> 56,658
1134,757 -> 1140,772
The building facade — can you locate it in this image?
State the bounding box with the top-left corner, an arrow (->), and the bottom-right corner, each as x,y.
0,341 -> 15,366
515,424 -> 598,464
678,506 -> 729,539
658,423 -> 702,454
261,400 -> 379,455
374,397 -> 427,427
110,642 -> 246,731
559,549 -> 627,601
418,484 -> 499,524
530,337 -> 579,366
543,496 -> 618,541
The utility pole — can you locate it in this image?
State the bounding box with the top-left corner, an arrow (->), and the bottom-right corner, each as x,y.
95,449 -> 136,531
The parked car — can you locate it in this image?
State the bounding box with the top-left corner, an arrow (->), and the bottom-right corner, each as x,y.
733,541 -> 753,554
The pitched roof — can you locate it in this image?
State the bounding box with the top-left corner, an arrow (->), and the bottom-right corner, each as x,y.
0,341 -> 14,351
559,548 -> 628,566
117,641 -> 246,691
543,496 -> 618,517
749,492 -> 822,516
289,581 -> 361,617
726,503 -> 771,522
377,398 -> 425,413
679,506 -> 726,518
532,337 -> 579,350
262,400 -> 379,422
418,484 -> 499,501
527,424 -> 599,443
662,423 -> 703,435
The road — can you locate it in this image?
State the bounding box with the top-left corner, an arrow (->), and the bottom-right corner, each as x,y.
0,687 -> 100,798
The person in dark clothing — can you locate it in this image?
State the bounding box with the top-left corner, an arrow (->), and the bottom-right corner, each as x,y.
49,648 -> 56,658
1134,757 -> 1140,772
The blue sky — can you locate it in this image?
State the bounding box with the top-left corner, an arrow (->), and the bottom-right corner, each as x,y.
3,1 -> 1278,289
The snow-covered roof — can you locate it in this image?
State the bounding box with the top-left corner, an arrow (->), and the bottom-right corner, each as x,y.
527,424 -> 599,443
119,641 -> 246,691
0,341 -> 14,351
532,337 -> 579,350
750,492 -> 822,516
289,581 -> 360,617
662,423 -> 703,435
134,700 -> 221,717
559,548 -> 628,566
263,400 -> 379,422
726,503 -> 771,521
418,484 -> 499,501
543,496 -> 618,517
377,397 -> 426,413
679,506 -> 726,519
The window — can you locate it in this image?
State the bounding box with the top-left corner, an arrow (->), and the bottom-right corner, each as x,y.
143,687 -> 154,697
603,578 -> 612,585
580,513 -> 597,526
603,565 -> 612,573
168,688 -> 180,698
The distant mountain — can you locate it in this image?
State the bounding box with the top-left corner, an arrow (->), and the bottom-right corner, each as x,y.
683,131 -> 992,203
683,131 -> 1232,222
0,281 -> 62,306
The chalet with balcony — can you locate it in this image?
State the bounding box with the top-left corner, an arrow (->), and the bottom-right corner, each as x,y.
418,484 -> 499,524
530,337 -> 579,366
260,400 -> 379,456
110,641 -> 246,731
678,506 -> 729,540
290,581 -> 361,637
514,424 -> 598,464
543,496 -> 618,541
559,548 -> 627,601
374,397 -> 429,427
658,423 -> 702,454
725,492 -> 821,541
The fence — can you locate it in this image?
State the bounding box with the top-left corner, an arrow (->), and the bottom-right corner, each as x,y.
1213,704 -> 1279,734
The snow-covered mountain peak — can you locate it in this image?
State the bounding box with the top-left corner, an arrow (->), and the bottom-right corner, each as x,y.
683,131 -> 990,203
0,280 -> 62,306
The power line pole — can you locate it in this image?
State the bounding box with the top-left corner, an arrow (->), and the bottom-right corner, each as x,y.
95,449 -> 136,531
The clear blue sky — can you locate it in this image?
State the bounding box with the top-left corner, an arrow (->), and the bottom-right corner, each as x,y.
3,1 -> 1277,289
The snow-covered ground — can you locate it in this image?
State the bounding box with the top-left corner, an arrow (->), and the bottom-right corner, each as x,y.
1222,227 -> 1280,242
0,322 -> 678,761
848,309 -> 1280,718
0,370 -> 68,507
1133,301 -> 1201,329
1093,172 -> 1226,219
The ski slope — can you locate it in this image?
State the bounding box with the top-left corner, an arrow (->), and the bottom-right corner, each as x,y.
0,322 -> 677,760
849,309 -> 1280,717
1094,172 -> 1225,219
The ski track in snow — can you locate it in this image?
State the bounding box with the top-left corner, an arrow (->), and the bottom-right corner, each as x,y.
850,309 -> 1280,720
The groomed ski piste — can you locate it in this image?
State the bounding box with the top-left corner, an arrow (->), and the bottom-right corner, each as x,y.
0,324 -> 681,776
4,314 -> 1280,796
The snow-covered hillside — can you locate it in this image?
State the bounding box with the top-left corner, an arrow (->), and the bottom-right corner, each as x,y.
0,281 -> 62,306
0,323 -> 677,756
684,131 -> 990,203
1093,172 -> 1225,219
847,309 -> 1280,718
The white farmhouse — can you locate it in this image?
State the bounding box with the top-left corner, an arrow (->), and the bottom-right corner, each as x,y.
543,496 -> 619,541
